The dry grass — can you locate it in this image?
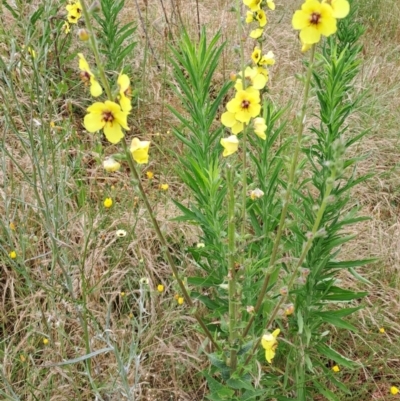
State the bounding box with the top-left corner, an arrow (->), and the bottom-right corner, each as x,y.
1,0 -> 400,399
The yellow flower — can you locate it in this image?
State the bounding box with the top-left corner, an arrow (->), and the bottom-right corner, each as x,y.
250,188 -> 264,200
157,284 -> 164,292
253,117 -> 267,139
267,0 -> 275,10
103,157 -> 121,172
146,171 -> 154,179
103,198 -> 113,208
117,74 -> 132,113
227,87 -> 261,123
84,101 -> 128,144
120,292 -> 126,297
196,243 -> 205,248
391,386 -> 399,395
246,11 -> 254,23
43,338 -> 49,345
220,135 -> 239,157
292,0 -> 337,45
250,28 -> 264,39
240,67 -> 268,90
332,365 -> 340,373
251,47 -> 262,64
379,327 -> 385,333
322,0 -> 350,18
20,354 -> 26,362
221,112 -> 244,135
78,53 -> 103,97
259,51 -> 275,66
66,1 -> 82,24
9,250 -> 17,259
130,138 -> 151,164
178,297 -> 184,305
243,0 -> 261,11
160,184 -> 169,191
255,9 -> 267,27
9,222 -> 16,231
64,21 -> 71,34
261,328 -> 280,363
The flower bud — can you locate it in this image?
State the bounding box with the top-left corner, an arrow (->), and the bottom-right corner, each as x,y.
77,28 -> 89,41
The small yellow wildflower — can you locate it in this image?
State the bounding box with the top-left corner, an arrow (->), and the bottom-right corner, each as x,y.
104,198 -> 113,208
250,28 -> 264,39
332,365 -> 340,373
159,184 -> 169,191
251,47 -> 262,64
157,284 -> 164,292
250,188 -> 264,200
130,138 -> 151,164
9,222 -> 16,231
66,1 -> 82,24
391,386 -> 399,395
292,0 -> 337,45
178,297 -> 184,305
255,9 -> 267,27
226,87 -> 261,124
120,292 -> 126,297
20,354 -> 26,362
220,135 -> 239,157
261,329 -> 280,363
236,67 -> 268,90
9,251 -> 17,259
117,74 -> 132,113
78,53 -> 103,97
84,101 -> 128,144
103,157 -> 121,172
379,327 -> 385,334
43,338 -> 49,345
146,171 -> 154,179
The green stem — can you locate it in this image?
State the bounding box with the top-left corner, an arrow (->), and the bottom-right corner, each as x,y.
242,45 -> 316,339
121,139 -> 221,351
79,0 -> 112,99
227,166 -> 238,371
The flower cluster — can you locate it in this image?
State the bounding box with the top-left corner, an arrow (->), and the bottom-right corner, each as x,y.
292,0 -> 350,50
219,0 -> 276,157
78,54 -> 151,165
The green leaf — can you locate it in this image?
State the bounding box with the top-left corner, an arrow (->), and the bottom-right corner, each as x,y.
315,343 -> 359,369
226,377 -> 254,391
312,380 -> 340,401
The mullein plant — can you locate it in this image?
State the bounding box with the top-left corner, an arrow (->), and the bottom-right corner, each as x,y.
169,0 -> 370,399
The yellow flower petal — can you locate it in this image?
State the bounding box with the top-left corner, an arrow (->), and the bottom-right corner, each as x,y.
250,28 -> 263,39
89,77 -> 103,97
102,122 -> 123,144
130,138 -> 151,164
84,112 -> 105,133
220,135 -> 239,157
